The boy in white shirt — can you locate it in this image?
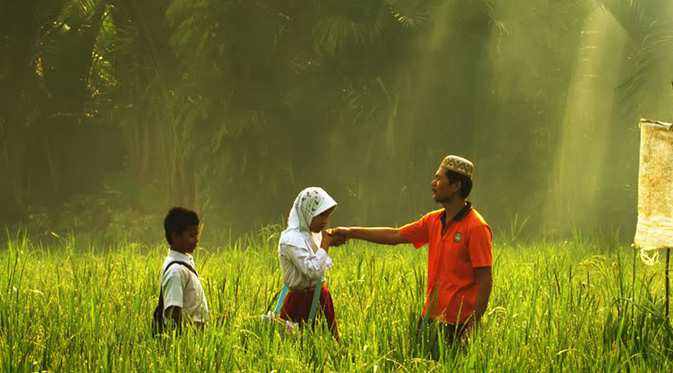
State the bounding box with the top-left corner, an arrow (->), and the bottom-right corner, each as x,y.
153,207 -> 208,333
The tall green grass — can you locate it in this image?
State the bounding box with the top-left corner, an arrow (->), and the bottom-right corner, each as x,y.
1,232 -> 673,371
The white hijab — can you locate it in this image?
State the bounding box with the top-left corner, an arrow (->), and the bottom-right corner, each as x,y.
279,187 -> 337,250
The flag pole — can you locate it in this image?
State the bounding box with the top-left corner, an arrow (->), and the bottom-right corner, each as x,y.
666,248 -> 671,322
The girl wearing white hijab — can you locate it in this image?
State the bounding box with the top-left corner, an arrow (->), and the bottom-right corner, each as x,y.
278,187 -> 343,339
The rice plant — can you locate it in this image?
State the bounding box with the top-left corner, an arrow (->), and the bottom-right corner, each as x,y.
1,233 -> 673,371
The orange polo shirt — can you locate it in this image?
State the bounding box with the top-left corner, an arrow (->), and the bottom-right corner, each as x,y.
399,203 -> 492,324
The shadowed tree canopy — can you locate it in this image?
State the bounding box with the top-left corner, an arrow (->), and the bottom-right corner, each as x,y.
1,0 -> 672,243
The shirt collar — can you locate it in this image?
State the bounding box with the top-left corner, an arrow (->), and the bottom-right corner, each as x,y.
441,201 -> 472,225
167,249 -> 196,266
454,201 -> 472,221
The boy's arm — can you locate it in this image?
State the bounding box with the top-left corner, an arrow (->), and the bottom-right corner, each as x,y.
165,306 -> 183,331
333,227 -> 409,245
162,268 -> 185,331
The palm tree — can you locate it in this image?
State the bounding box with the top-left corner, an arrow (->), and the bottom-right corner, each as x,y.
0,0 -> 108,223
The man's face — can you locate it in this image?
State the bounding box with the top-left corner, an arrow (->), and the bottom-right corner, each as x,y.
431,167 -> 460,203
170,225 -> 200,253
309,206 -> 335,233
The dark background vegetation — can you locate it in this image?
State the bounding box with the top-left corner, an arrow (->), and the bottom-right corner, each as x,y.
1,0 -> 672,244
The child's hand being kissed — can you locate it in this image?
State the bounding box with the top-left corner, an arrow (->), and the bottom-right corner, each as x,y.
322,230 -> 348,249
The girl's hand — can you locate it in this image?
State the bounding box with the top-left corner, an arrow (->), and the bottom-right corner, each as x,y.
321,231 -> 334,251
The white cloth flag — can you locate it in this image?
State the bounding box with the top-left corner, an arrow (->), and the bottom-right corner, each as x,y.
635,119 -> 673,264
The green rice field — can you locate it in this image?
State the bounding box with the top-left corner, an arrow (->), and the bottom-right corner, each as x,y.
2,231 -> 673,371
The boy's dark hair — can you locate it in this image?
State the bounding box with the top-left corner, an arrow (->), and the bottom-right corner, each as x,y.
164,207 -> 200,244
445,170 -> 473,199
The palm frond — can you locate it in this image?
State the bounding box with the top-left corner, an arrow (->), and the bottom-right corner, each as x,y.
385,0 -> 433,29
598,0 -> 648,40
599,0 -> 673,113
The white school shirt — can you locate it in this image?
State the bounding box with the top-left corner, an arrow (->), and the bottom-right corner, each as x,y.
278,232 -> 333,290
160,250 -> 209,324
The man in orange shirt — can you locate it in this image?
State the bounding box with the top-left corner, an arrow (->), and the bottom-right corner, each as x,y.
332,155 -> 492,343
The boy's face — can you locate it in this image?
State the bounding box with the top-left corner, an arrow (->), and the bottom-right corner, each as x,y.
170,225 -> 200,253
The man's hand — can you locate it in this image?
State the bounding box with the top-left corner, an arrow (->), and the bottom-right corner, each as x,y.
458,315 -> 479,344
330,233 -> 348,246
322,230 -> 348,248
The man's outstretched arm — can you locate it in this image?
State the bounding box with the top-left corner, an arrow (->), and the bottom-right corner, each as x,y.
332,227 -> 409,245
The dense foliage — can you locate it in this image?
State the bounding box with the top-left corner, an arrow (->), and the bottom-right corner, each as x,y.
1,0 -> 672,241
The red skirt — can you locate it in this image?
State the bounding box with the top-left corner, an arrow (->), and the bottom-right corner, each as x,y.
280,286 -> 339,340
